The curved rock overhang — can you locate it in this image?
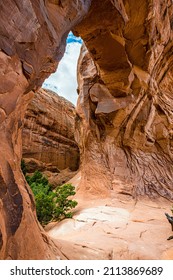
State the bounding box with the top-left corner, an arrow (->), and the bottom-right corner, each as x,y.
73,0 -> 173,200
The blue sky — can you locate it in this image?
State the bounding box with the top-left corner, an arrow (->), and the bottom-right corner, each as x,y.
43,32 -> 82,105
66,32 -> 83,44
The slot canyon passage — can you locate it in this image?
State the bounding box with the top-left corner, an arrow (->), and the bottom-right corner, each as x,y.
1,0 -> 173,260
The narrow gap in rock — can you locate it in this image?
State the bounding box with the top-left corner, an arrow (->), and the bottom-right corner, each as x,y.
22,31 -> 82,190
42,31 -> 83,105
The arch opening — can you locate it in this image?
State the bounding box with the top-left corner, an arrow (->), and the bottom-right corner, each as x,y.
0,0 -> 173,260
42,32 -> 83,105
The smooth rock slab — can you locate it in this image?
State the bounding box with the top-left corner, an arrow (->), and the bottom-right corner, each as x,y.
48,198 -> 173,260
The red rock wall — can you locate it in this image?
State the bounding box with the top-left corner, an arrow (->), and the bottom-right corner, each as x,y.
0,0 -> 173,259
0,0 -> 91,259
22,88 -> 79,172
73,0 -> 173,199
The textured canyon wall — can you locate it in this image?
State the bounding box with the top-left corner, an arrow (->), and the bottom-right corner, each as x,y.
23,88 -> 79,172
0,0 -> 91,259
0,0 -> 173,260
73,0 -> 173,199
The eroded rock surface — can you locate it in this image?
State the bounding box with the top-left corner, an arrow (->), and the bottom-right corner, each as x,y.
0,0 -> 91,259
1,0 -> 173,259
48,196 -> 173,260
73,0 -> 173,200
23,88 -> 79,172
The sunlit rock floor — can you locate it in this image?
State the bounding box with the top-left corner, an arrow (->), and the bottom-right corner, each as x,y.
46,193 -> 173,260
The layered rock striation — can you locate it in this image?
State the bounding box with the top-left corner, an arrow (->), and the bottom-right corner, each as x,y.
22,88 -> 79,172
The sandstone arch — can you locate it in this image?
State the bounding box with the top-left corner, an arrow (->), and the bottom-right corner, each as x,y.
0,0 -> 173,259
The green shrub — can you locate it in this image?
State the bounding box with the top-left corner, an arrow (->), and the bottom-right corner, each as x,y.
53,184 -> 78,220
25,171 -> 52,200
21,163 -> 77,225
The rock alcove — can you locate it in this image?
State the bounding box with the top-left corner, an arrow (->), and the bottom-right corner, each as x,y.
0,0 -> 173,259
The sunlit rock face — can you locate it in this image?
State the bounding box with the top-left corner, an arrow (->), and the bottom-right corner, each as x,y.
22,88 -> 79,172
73,0 -> 173,200
0,0 -> 173,260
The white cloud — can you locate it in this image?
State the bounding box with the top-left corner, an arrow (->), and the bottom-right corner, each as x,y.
43,42 -> 82,105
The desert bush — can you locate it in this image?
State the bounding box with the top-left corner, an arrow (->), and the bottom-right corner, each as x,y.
21,161 -> 77,225
53,184 -> 78,219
